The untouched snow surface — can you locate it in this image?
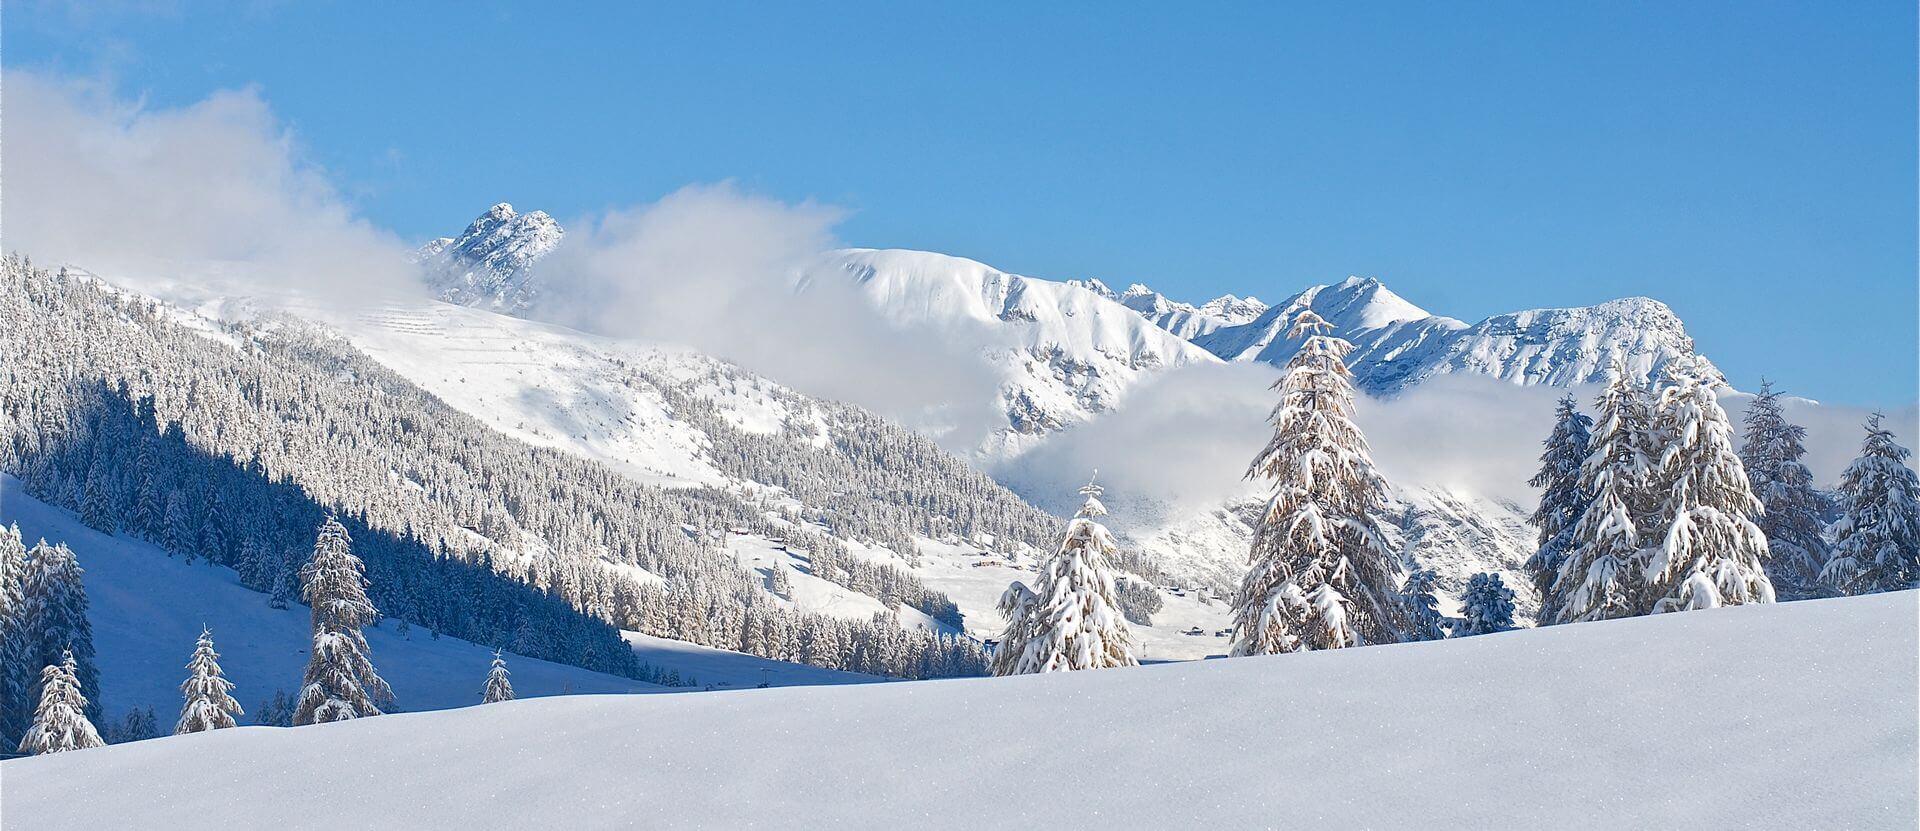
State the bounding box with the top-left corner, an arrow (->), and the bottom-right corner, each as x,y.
6,592 -> 1913,829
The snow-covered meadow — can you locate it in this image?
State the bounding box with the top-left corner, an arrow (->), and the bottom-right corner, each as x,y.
5,590 -> 1913,829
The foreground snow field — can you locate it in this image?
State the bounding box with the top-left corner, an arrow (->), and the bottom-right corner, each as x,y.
4,592 -> 1913,829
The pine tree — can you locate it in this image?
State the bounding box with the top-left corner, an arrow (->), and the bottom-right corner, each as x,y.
292,518 -> 393,725
0,524 -> 29,749
482,651 -> 515,703
1457,573 -> 1516,636
17,651 -> 104,755
1399,568 -> 1450,641
104,706 -> 159,744
163,490 -> 194,556
80,461 -> 119,534
1526,395 -> 1593,623
1820,414 -> 1920,595
992,476 -> 1139,675
176,627 -> 243,734
1738,381 -> 1831,599
267,553 -> 296,610
1550,362 -> 1659,624
768,562 -> 793,599
20,541 -> 101,722
1641,359 -> 1775,613
1230,311 -> 1406,655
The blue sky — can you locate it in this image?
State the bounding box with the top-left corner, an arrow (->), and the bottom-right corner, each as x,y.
6,1 -> 1915,406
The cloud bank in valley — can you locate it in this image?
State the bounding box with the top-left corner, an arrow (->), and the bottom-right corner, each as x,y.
997,368 -> 1914,527
1,71 -> 421,307
531,183 -> 1006,446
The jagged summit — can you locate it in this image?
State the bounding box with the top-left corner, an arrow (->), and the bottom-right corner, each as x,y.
414,203 -> 563,312
1194,278 -> 1710,394
1114,284 -> 1269,341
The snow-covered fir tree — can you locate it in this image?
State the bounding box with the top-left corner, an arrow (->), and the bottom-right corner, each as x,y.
176,627 -> 243,734
292,518 -> 394,725
1550,362 -> 1659,624
19,540 -> 101,722
105,706 -> 159,744
1399,568 -> 1450,641
1230,310 -> 1406,655
1819,414 -> 1920,595
1526,395 -> 1593,623
17,651 -> 103,755
1641,358 -> 1774,613
482,651 -> 515,703
0,524 -> 28,749
267,557 -> 296,611
1737,381 -> 1831,598
992,476 -> 1139,675
1457,573 -> 1516,636
768,562 -> 793,600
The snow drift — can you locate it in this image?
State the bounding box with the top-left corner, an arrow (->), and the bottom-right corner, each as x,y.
4,592 -> 1914,829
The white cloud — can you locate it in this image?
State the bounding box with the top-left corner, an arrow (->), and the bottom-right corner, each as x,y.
997,369 -> 1916,526
1721,393 -> 1920,487
990,362 -> 1278,520
1,70 -> 420,306
1358,376 -> 1586,506
532,183 -> 1005,444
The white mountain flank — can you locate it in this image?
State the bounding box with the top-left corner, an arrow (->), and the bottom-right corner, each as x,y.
803,248 -> 1223,456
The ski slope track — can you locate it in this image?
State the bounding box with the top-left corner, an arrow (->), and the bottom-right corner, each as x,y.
5,592 -> 1914,829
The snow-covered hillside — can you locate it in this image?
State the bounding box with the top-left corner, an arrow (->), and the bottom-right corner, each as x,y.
322,294 -> 1253,652
8,591 -> 1912,829
332,301 -> 795,489
0,475 -> 663,724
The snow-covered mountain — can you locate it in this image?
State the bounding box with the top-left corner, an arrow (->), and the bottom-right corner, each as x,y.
10,591 -> 1912,829
414,205 -> 1716,444
805,249 -> 1223,456
1066,279 -> 1269,340
414,203 -> 562,312
1123,285 -> 1269,340
399,203 -> 1722,605
1188,276 -> 1713,394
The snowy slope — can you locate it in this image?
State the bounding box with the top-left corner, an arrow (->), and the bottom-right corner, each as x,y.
8,591 -> 1912,829
0,475 -> 663,724
0,475 -> 882,711
330,301 -> 787,488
